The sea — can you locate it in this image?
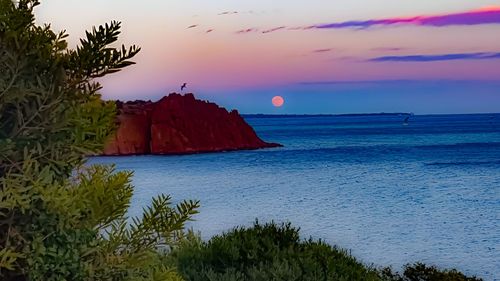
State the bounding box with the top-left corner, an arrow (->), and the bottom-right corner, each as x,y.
89,114 -> 500,280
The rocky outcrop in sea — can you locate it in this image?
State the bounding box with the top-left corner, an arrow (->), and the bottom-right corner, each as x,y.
103,93 -> 281,155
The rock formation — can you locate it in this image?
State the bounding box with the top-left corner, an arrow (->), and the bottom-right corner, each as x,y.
103,93 -> 281,155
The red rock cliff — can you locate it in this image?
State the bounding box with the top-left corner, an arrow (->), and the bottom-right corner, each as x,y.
103,93 -> 281,155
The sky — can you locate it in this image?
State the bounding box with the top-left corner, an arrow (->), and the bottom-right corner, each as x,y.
35,0 -> 500,114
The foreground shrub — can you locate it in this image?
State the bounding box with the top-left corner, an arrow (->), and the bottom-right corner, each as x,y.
169,221 -> 483,281
0,1 -> 198,280
169,221 -> 381,281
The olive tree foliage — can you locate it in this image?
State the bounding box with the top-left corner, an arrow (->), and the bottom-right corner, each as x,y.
0,1 -> 199,280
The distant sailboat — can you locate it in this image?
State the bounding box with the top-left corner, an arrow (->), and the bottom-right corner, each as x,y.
403,116 -> 410,126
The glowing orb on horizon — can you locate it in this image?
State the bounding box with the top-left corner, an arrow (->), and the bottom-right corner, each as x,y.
272,96 -> 285,107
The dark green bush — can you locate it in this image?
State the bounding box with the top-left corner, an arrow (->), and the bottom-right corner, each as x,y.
168,221 -> 483,281
169,221 -> 381,281
379,263 -> 482,281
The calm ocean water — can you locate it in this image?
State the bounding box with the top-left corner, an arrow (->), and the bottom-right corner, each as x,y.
90,114 -> 500,280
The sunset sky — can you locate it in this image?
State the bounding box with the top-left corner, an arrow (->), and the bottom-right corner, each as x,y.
36,1 -> 500,114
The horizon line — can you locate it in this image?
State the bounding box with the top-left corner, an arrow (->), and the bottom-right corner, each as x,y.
241,112 -> 500,117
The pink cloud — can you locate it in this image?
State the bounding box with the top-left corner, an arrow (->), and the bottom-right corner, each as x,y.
262,26 -> 287,34
310,6 -> 500,29
218,11 -> 238,16
236,28 -> 259,34
312,48 -> 333,53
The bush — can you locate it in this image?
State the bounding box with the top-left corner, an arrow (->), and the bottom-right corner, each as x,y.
168,221 -> 483,281
379,263 -> 482,281
0,1 -> 199,280
169,221 -> 381,281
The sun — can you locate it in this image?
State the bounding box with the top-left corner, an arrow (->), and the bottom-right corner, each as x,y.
272,96 -> 285,107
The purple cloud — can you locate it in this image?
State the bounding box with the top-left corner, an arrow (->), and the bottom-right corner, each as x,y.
312,48 -> 333,53
298,79 -> 425,86
232,7 -> 500,36
236,28 -> 259,34
206,29 -> 214,33
288,26 -> 307,31
219,11 -> 238,16
369,52 -> 500,62
262,26 -> 286,34
187,24 -> 198,29
371,47 -> 406,52
309,7 -> 500,29
297,79 -> 500,87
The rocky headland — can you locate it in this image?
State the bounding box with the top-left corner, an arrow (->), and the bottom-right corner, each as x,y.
103,93 -> 281,155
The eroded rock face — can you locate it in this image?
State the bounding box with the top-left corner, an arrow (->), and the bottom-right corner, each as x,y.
103,93 -> 281,155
